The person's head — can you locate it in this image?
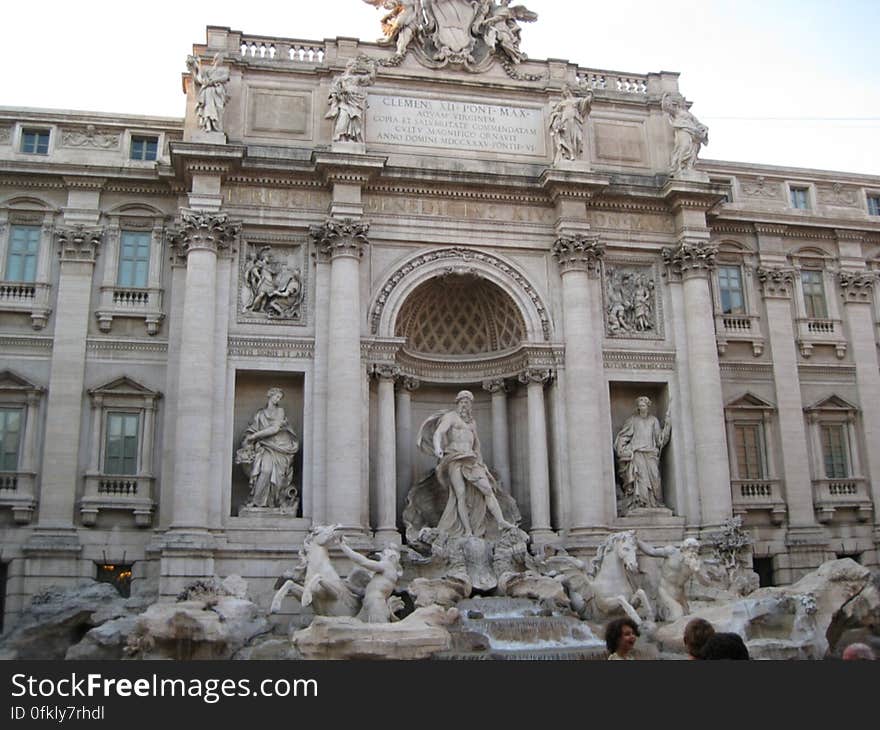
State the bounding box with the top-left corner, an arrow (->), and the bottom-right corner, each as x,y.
683,618 -> 715,658
455,390 -> 474,416
680,537 -> 702,570
699,632 -> 749,660
605,617 -> 640,657
636,396 -> 651,416
842,643 -> 875,661
267,387 -> 283,405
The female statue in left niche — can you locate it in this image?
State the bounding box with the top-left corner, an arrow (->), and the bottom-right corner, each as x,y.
236,387 -> 300,511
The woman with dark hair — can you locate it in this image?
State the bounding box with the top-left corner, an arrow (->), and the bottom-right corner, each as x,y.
683,617 -> 715,659
699,632 -> 750,660
605,617 -> 640,660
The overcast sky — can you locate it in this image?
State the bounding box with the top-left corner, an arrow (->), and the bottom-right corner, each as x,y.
3,0 -> 878,175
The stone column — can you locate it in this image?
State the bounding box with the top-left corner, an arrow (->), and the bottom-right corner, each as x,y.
374,364 -> 401,545
310,218 -> 369,533
839,271 -> 880,529
36,227 -> 103,531
518,368 -> 553,541
168,210 -> 239,532
482,378 -> 512,493
308,250 -> 331,523
552,235 -> 609,532
395,377 -> 419,515
755,266 -> 816,529
662,240 -> 732,524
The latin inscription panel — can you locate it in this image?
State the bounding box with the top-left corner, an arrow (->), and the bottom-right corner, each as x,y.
367,93 -> 546,157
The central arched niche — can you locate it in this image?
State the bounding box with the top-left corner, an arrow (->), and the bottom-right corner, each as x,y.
394,273 -> 527,356
389,272 -> 533,531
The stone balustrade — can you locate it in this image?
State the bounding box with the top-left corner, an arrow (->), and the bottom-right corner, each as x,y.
96,285 -> 164,335
812,477 -> 872,523
238,36 -> 326,64
0,280 -> 51,329
577,71 -> 648,94
795,317 -> 846,358
731,478 -> 786,525
80,474 -> 155,528
0,471 -> 37,524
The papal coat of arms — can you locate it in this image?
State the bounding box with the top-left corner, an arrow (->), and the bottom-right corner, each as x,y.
363,0 -> 538,74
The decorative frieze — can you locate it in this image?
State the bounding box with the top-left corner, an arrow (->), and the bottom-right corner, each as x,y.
740,176 -> 783,200
552,234 -> 604,276
55,226 -> 103,263
756,266 -> 796,299
309,217 -> 369,260
838,271 -> 876,303
170,210 -> 240,255
603,349 -> 675,371
816,183 -> 859,208
239,242 -> 306,324
61,126 -> 120,149
603,263 -> 662,338
227,336 -> 314,360
482,378 -> 510,395
661,240 -> 717,278
518,368 -> 552,386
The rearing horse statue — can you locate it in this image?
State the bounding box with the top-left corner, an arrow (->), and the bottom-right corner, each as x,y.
270,524 -> 361,617
546,530 -> 654,625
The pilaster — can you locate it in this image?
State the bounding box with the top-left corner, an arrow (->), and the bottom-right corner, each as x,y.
755,264 -> 816,530
518,368 -> 554,542
482,378 -> 512,493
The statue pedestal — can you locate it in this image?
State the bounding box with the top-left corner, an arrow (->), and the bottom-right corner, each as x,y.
238,504 -> 300,519
187,129 -> 227,144
331,140 -> 366,154
615,507 -> 686,544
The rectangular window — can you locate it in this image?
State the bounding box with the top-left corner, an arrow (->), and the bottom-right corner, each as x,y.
717,265 -> 746,314
734,423 -> 765,479
0,408 -> 22,472
130,136 -> 158,161
801,270 -> 827,319
868,195 -> 880,216
117,231 -> 151,287
820,424 -> 849,479
20,129 -> 50,154
5,225 -> 40,282
104,412 -> 139,475
790,187 -> 810,210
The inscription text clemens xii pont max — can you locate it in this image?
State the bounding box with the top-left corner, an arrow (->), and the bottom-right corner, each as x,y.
367,94 -> 545,156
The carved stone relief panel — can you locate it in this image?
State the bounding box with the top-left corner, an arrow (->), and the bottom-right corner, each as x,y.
602,261 -> 663,339
0,127 -> 12,145
238,236 -> 307,325
61,125 -> 120,149
816,183 -> 859,208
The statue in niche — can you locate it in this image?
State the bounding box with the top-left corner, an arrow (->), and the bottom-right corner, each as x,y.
549,84 -> 592,164
241,245 -> 304,320
661,92 -> 709,176
326,56 -> 377,143
472,0 -> 538,65
235,388 -> 300,511
403,390 -> 520,543
363,0 -> 422,57
605,266 -> 656,335
613,396 -> 671,514
186,53 -> 230,134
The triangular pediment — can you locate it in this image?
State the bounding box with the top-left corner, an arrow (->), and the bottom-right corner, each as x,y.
88,376 -> 160,399
726,392 -> 775,410
0,369 -> 43,393
804,394 -> 859,413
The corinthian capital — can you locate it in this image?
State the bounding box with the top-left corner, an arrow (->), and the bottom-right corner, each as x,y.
755,266 -> 796,299
56,225 -> 103,263
838,270 -> 877,304
662,240 -> 717,279
518,368 -> 553,386
171,209 -> 240,256
552,234 -> 604,276
310,218 -> 370,260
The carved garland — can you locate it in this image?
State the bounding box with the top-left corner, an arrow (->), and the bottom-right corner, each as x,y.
370,247 -> 552,341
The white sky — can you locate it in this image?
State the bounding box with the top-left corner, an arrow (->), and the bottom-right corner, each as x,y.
3,0 -> 878,175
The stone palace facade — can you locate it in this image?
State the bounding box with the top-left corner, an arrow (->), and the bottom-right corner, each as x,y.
1,12 -> 879,629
